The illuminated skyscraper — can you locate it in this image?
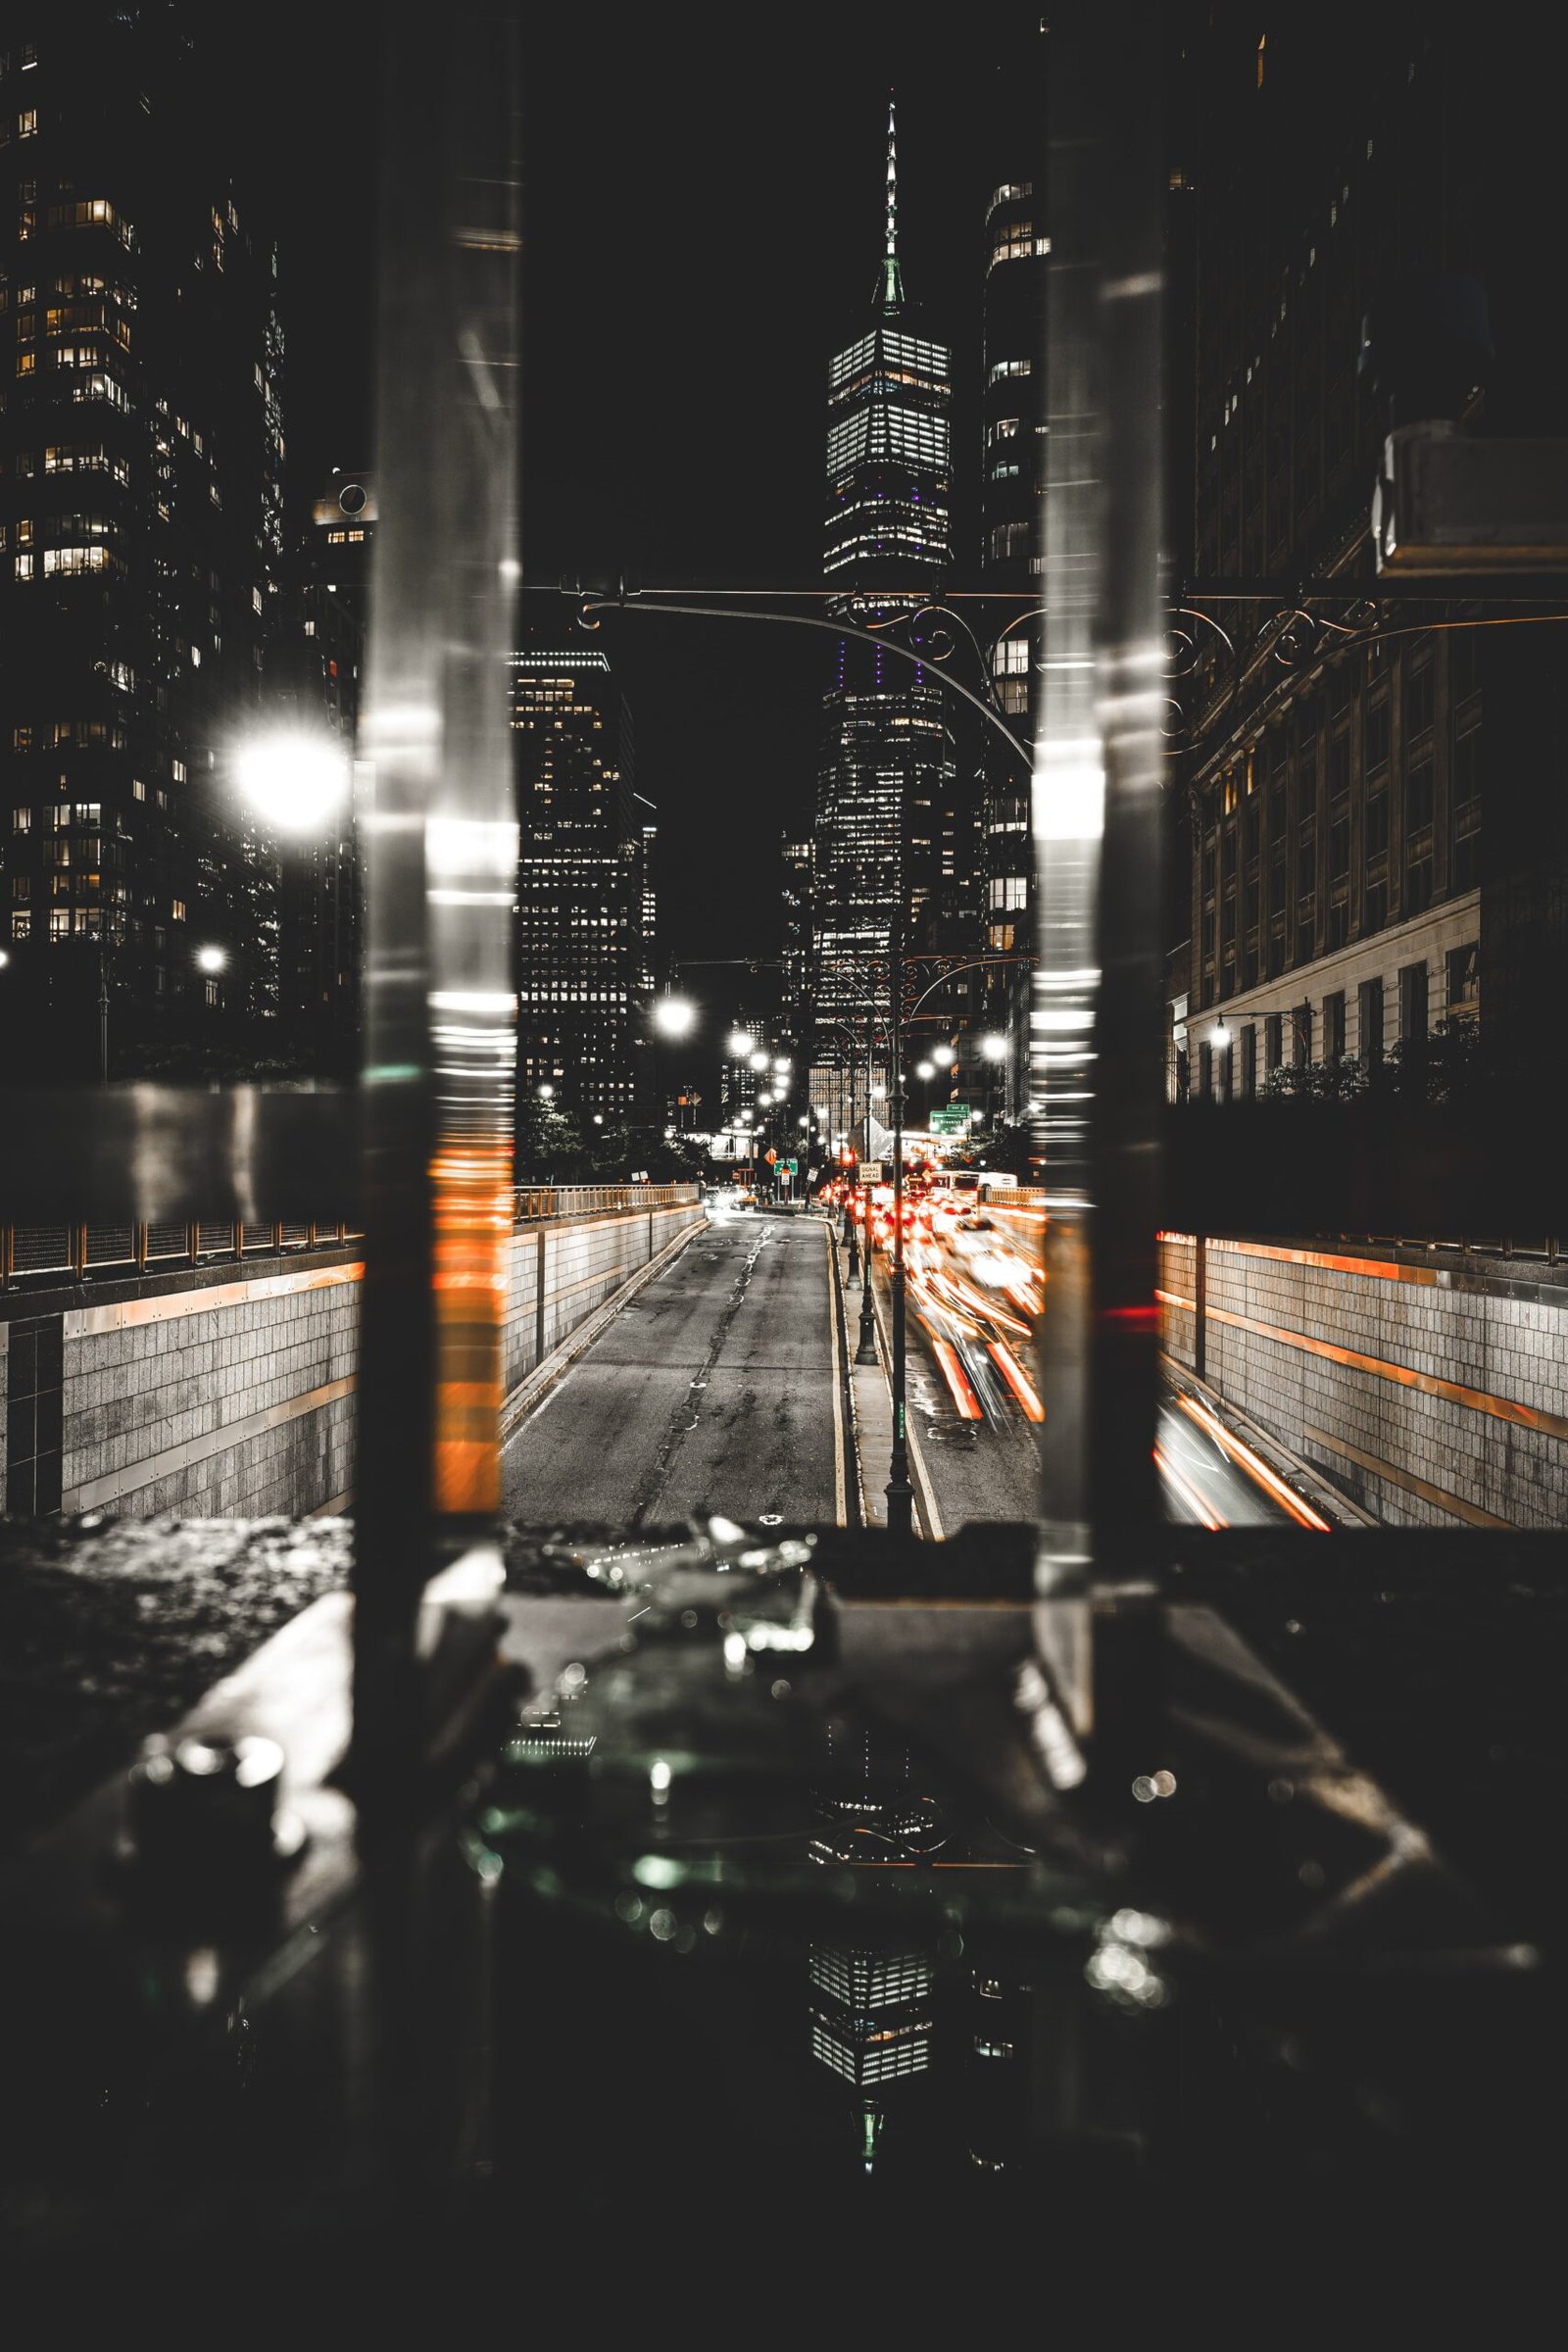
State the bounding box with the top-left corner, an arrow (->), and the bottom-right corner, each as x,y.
511,646 -> 646,1121
0,10 -> 286,1078
977,143 -> 1049,1122
812,102 -> 956,1066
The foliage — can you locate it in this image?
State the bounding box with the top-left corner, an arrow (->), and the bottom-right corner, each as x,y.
1257,1019 -> 1484,1107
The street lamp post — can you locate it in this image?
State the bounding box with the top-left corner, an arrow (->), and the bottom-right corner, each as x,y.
885,938 -> 914,1538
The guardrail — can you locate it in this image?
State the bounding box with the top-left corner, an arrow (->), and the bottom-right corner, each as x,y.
0,1185 -> 702,1291
0,1220 -> 360,1291
513,1183 -> 700,1221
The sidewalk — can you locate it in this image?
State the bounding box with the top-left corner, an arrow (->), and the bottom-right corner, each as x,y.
831,1226 -> 942,1538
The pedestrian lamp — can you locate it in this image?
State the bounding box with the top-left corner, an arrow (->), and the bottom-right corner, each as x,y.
196,944 -> 227,974
653,996 -> 696,1039
233,725 -> 351,834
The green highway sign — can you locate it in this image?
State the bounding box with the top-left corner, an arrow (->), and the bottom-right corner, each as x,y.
930,1103 -> 971,1133
785,1157 -> 798,1172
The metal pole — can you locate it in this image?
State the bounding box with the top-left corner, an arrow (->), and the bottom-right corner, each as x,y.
1033,3 -> 1165,1745
843,1040 -> 860,1283
855,993 -> 878,1364
885,947 -> 913,1537
98,936 -> 109,1087
355,0 -> 521,1796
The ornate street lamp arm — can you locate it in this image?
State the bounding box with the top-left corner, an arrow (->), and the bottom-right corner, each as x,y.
577,593 -> 1033,774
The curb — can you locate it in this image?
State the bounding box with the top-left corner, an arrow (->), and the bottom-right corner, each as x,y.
500,1213 -> 707,1443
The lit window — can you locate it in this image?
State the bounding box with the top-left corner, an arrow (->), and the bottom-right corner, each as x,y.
171,899 -> 186,921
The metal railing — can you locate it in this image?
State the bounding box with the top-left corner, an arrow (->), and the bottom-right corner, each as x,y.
513,1182 -> 701,1222
0,1220 -> 361,1292
0,1188 -> 703,1289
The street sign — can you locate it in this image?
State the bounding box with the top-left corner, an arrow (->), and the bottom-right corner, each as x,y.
764,1148 -> 778,1164
930,1104 -> 971,1134
785,1157 -> 798,1172
858,1160 -> 884,1185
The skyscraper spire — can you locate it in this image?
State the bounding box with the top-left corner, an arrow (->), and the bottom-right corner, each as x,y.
877,93 -> 906,313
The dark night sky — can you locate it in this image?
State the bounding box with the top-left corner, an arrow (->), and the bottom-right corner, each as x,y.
231,4 -> 1045,1020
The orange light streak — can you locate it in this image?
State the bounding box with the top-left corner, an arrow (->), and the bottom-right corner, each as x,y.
1175,1394 -> 1331,1531
931,1337 -> 984,1420
1153,1443 -> 1224,1531
988,1342 -> 1045,1422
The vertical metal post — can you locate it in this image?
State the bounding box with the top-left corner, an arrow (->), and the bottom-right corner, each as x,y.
98,937 -> 109,1087
854,989 -> 879,1358
1194,1235 -> 1206,1381
356,0 -> 521,1792
886,947 -> 913,1537
1034,7 -> 1166,1738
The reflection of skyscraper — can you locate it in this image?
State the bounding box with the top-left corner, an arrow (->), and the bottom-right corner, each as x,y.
808,1944 -> 935,2089
811,102 -> 956,1071
511,645 -> 644,1120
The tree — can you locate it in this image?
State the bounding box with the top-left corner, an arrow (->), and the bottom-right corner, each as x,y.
515,1098 -> 587,1179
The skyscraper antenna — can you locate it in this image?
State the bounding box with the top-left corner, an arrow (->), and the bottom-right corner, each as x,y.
878,93 -> 906,311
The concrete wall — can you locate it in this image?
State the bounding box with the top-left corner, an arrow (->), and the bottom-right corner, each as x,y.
2,1201 -> 704,1519
1160,1232 -> 1568,1529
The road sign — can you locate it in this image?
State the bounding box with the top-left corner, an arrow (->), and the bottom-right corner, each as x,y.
930,1104 -> 971,1134
858,1160 -> 884,1185
764,1148 -> 778,1164
785,1157 -> 798,1172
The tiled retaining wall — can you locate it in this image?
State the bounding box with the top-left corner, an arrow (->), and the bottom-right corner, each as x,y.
502,1202 -> 702,1399
2,1201 -> 704,1518
1159,1233 -> 1568,1529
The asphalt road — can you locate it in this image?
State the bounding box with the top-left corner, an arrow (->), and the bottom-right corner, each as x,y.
503,1207 -> 843,1529
855,1200 -> 1308,1537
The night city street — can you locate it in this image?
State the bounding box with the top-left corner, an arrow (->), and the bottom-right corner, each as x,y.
2,0 -> 1567,2302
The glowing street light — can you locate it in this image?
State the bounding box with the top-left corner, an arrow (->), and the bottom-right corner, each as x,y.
771,1054 -> 792,1073
195,944 -> 227,975
980,1032 -> 1009,1063
748,1049 -> 770,1071
727,1028 -> 754,1058
233,725 -> 351,834
538,1082 -> 556,1100
1211,1021 -> 1232,1049
914,1058 -> 935,1081
653,995 -> 696,1038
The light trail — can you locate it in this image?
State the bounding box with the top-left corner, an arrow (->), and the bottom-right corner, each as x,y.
1175,1394 -> 1331,1531
930,1336 -> 984,1420
1152,1443 -> 1223,1531
988,1342 -> 1045,1422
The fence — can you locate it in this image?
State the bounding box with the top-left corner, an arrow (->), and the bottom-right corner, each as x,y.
1,1220 -> 360,1289
513,1182 -> 700,1221
1,1185 -> 702,1289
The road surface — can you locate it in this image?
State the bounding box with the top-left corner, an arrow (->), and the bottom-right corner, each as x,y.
503,1205 -> 843,1528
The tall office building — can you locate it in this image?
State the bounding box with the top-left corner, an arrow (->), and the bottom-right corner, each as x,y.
265,467 -> 372,1071
0,10 -> 286,1078
977,157 -> 1048,1123
811,103 -> 956,1072
511,645 -> 646,1122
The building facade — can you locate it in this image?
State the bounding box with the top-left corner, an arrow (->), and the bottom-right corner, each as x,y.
1176,20 -> 1567,1104
511,645 -> 647,1123
0,10 -> 286,1079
